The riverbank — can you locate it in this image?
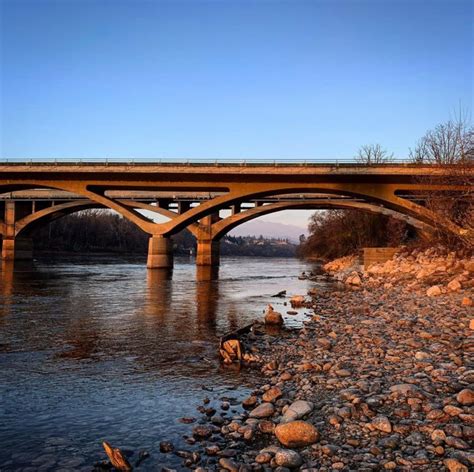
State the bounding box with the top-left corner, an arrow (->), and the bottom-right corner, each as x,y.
169,249 -> 473,471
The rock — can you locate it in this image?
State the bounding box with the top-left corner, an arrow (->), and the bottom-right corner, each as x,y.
427,285 -> 442,296
255,452 -> 272,464
290,295 -> 306,307
265,305 -> 284,325
316,337 -> 332,350
457,389 -> 474,406
448,279 -> 462,291
205,445 -> 220,456
249,402 -> 275,418
444,405 -> 463,416
463,297 -> 473,306
262,386 -> 282,403
444,459 -> 468,472
159,441 -> 174,453
219,458 -> 239,472
384,461 -> 397,470
445,436 -> 470,449
259,420 -> 275,434
281,400 -> 314,422
345,272 -> 361,285
274,449 -> 303,468
414,351 -> 430,360
274,420 -> 320,448
335,368 -> 351,377
280,371 -> 293,381
470,319 -> 474,330
211,415 -> 225,425
371,415 -> 392,433
242,396 -> 258,408
431,429 -> 446,442
389,383 -> 423,397
192,425 -> 212,439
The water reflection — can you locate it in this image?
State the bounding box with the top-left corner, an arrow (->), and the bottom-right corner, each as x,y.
0,256 -> 331,471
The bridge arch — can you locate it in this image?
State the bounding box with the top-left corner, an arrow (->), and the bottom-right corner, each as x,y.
1,179 -> 469,241
161,183 -> 466,241
10,199 -> 201,239
210,200 -> 434,241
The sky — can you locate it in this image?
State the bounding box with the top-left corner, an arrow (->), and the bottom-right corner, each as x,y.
0,0 -> 472,229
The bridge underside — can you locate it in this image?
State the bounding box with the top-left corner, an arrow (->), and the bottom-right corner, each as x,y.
0,162 -> 472,266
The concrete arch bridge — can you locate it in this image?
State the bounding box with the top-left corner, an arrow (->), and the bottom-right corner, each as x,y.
0,161 -> 472,267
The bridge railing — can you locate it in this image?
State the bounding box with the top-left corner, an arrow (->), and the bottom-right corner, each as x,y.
0,157 -> 413,165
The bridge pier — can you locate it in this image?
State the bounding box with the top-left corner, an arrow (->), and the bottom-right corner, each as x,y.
1,237 -> 33,260
147,236 -> 173,269
1,201 -> 34,261
196,239 -> 220,266
196,214 -> 220,266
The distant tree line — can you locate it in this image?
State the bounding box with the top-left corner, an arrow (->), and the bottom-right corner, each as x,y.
33,210 -> 297,257
297,211 -> 413,260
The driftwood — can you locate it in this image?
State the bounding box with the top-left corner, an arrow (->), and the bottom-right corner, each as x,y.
219,339 -> 242,364
102,441 -> 132,471
219,323 -> 255,364
220,322 -> 254,343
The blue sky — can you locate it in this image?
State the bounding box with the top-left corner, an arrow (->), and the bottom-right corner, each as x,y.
0,0 -> 472,228
1,0 -> 472,160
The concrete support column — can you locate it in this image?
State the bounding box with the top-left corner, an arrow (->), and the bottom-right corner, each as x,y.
196,239 -> 220,266
178,201 -> 191,214
2,237 -> 33,260
1,239 -> 16,260
147,236 -> 173,269
1,202 -> 33,261
231,203 -> 241,215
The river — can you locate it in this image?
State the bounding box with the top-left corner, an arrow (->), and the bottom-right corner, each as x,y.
0,256 -> 331,471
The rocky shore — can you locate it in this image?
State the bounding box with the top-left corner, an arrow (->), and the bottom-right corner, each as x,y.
158,247 -> 473,472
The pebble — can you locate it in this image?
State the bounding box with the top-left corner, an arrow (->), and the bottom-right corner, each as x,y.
456,389 -> 474,406
274,449 -> 303,468
249,402 -> 275,419
371,415 -> 392,433
281,400 -> 313,422
262,386 -> 282,403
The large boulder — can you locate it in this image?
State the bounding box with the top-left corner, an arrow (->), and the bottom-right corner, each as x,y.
274,420 -> 320,448
264,304 -> 284,325
281,400 -> 314,422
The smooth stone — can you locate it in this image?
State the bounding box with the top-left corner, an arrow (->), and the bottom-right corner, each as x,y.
219,458 -> 239,472
371,415 -> 392,433
274,420 -> 320,448
262,386 -> 283,403
249,402 -> 275,419
281,400 -> 314,423
274,449 -> 303,468
444,458 -> 468,472
457,389 -> 474,406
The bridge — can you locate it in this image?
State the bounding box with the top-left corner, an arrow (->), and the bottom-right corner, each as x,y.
0,160 -> 472,267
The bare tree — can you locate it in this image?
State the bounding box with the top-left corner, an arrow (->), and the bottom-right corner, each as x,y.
409,117 -> 473,165
355,144 -> 393,164
410,114 -> 474,248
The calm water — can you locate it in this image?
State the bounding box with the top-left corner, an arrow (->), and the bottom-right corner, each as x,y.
0,256 -> 329,471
